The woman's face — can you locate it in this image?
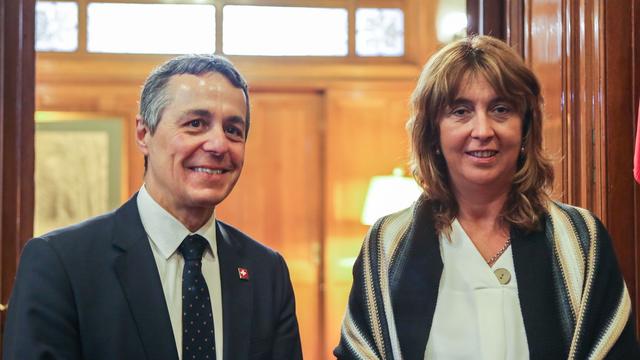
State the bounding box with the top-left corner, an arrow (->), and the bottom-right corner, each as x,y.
438,73 -> 523,196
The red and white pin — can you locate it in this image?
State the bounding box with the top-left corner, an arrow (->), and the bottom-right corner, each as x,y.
238,267 -> 250,280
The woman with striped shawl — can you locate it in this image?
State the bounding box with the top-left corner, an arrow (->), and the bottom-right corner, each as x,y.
334,35 -> 639,360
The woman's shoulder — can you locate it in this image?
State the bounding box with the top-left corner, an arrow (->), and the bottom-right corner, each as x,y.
548,200 -> 595,217
366,201 -> 421,259
544,200 -> 610,251
546,200 -> 601,229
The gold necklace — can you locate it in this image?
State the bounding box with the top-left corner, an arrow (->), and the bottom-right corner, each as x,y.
487,237 -> 512,266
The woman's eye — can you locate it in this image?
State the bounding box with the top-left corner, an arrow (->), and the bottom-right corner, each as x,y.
451,107 -> 469,116
493,105 -> 511,115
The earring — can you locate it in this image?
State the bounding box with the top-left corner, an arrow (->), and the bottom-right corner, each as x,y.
520,145 -> 525,154
435,148 -> 441,155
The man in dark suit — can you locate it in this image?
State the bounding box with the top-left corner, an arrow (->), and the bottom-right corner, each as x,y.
3,55 -> 303,360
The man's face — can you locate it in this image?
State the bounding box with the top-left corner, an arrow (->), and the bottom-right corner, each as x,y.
136,72 -> 247,218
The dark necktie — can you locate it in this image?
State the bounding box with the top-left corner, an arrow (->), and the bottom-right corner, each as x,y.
179,234 -> 216,360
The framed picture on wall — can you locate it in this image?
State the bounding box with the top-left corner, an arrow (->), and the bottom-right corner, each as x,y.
34,111 -> 125,236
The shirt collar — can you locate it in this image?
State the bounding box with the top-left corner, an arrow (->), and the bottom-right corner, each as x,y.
137,185 -> 217,260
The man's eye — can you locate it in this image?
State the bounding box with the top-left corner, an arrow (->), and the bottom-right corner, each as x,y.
189,119 -> 203,128
225,126 -> 244,139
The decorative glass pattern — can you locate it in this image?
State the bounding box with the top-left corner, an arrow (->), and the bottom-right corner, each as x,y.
87,3 -> 215,54
355,8 -> 404,57
35,1 -> 78,52
223,5 -> 348,56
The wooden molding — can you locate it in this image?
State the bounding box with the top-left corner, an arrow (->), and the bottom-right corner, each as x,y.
467,0 -> 507,40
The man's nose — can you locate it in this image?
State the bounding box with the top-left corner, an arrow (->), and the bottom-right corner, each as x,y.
201,126 -> 229,155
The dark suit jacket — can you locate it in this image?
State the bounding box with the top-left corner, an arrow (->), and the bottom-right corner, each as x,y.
3,195 -> 303,360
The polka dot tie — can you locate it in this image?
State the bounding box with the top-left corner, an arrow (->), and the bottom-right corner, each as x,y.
179,234 -> 216,360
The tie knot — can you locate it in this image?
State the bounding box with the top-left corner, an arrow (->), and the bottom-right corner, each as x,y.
179,234 -> 208,261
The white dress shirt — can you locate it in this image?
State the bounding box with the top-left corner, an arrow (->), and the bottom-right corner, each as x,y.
137,185 -> 223,360
424,219 -> 529,360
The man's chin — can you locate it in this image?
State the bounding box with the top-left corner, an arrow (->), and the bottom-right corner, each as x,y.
187,191 -> 232,208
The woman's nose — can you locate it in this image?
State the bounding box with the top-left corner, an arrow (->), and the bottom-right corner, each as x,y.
470,112 -> 495,140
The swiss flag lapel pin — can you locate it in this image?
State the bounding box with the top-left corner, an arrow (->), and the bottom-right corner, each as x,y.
238,267 -> 250,281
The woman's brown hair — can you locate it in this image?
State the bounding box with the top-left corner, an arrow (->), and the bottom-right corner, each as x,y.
407,35 -> 554,233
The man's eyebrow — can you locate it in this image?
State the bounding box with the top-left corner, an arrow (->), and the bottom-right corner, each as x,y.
183,109 -> 212,117
226,115 -> 246,127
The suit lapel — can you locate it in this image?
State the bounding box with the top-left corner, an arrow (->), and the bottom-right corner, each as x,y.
112,196 -> 179,360
217,222 -> 253,360
391,200 -> 443,360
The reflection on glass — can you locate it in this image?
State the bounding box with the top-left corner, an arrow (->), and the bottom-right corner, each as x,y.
223,5 -> 348,56
36,1 -> 78,52
355,8 -> 404,57
87,3 -> 215,54
436,0 -> 467,43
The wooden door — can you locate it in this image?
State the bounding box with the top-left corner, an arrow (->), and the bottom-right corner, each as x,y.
216,90 -> 324,360
323,83 -> 415,358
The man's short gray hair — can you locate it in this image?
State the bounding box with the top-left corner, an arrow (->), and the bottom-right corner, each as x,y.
139,54 -> 250,136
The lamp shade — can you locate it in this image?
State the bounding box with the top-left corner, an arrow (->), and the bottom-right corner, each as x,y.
360,169 -> 422,225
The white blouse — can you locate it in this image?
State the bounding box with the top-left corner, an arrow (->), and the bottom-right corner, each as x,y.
424,219 -> 529,360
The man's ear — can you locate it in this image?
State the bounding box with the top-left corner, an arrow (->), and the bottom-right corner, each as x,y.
135,115 -> 151,156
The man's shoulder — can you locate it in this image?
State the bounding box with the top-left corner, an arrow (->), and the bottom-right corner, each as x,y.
30,209 -> 117,255
42,210 -> 116,238
33,196 -> 140,253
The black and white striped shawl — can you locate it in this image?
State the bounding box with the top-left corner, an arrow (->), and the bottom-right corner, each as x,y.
335,197 -> 639,360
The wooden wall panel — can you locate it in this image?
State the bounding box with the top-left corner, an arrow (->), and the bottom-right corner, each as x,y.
323,84 -> 414,359
524,0 -> 640,335
603,0 -> 640,334
524,0 -> 566,201
216,91 -> 324,360
467,0 -> 506,39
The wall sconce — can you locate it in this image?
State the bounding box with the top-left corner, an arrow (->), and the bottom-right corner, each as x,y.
360,168 -> 422,225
